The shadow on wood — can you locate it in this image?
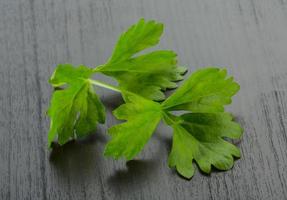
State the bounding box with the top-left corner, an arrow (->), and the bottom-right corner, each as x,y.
107,159 -> 160,192
48,132 -> 107,179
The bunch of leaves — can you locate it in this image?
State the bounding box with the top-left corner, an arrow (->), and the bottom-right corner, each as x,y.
104,68 -> 242,178
47,19 -> 243,179
48,19 -> 186,147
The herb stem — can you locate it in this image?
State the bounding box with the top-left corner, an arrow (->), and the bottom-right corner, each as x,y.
92,65 -> 105,72
89,79 -> 121,93
162,112 -> 181,126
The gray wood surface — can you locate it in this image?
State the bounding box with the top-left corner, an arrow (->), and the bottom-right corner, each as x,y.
1,0 -> 287,199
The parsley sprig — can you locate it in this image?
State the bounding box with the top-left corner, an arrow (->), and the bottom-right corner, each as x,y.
47,19 -> 243,179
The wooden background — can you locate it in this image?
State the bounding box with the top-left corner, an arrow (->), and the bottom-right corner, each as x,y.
1,0 -> 287,199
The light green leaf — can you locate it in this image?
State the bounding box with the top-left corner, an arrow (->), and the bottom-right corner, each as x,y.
98,19 -> 186,101
167,112 -> 242,179
162,68 -> 240,112
47,64 -> 105,147
104,92 -> 162,160
107,18 -> 164,64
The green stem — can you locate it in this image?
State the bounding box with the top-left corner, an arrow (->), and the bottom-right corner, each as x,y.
162,111 -> 181,126
89,79 -> 121,93
92,65 -> 105,72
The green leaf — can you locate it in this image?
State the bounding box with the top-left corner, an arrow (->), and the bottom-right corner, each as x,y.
107,18 -> 164,64
98,19 -> 186,101
167,112 -> 242,179
45,18 -> 243,180
162,68 -> 240,112
47,64 -> 105,147
104,92 -> 162,160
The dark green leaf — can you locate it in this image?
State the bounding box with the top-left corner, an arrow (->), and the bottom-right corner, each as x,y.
162,68 -> 239,112
168,112 -> 242,179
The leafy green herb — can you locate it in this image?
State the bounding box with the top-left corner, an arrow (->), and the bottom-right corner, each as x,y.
47,64 -> 105,147
167,112 -> 242,178
104,92 -> 162,160
48,19 -> 185,147
104,68 -> 242,178
162,68 -> 240,112
47,19 -> 243,179
96,19 -> 187,101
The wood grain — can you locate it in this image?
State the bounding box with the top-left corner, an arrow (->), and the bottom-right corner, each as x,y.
0,0 -> 287,199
